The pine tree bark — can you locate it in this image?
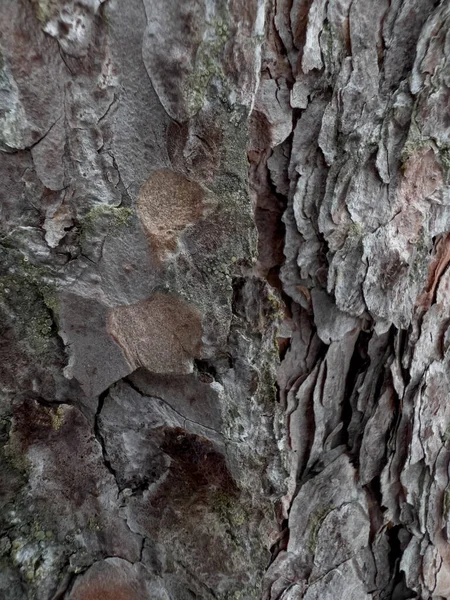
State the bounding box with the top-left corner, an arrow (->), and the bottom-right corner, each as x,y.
254,1 -> 450,598
0,0 -> 449,599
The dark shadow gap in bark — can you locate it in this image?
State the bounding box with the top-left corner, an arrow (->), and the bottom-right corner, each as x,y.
93,388 -> 121,491
341,329 -> 373,459
387,525 -> 418,600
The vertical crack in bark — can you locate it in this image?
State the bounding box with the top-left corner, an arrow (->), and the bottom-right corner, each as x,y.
94,388 -> 121,494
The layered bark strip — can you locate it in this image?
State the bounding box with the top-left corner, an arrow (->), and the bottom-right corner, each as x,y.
0,1 -> 285,599
252,1 -> 450,599
0,0 -> 449,599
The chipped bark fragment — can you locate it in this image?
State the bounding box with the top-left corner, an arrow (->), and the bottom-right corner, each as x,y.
107,293 -> 203,375
67,558 -> 163,600
137,169 -> 208,261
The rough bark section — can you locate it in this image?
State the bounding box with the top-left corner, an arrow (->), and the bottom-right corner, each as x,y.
1,0 -> 450,599
250,0 -> 450,598
0,1 -> 283,599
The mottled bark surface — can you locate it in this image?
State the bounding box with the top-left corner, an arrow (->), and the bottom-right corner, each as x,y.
0,0 -> 449,599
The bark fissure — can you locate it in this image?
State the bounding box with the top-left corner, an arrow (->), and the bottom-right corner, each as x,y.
94,389 -> 122,494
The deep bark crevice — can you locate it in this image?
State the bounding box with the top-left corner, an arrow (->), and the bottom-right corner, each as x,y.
94,388 -> 121,492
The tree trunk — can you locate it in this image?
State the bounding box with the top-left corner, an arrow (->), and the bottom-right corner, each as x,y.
0,0 -> 449,599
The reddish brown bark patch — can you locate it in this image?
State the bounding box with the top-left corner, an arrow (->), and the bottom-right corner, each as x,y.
68,559 -> 147,600
107,293 -> 203,374
137,169 -> 206,260
160,427 -> 238,500
70,583 -> 134,600
145,428 -> 241,581
10,398 -> 68,452
400,148 -> 443,208
417,233 -> 450,310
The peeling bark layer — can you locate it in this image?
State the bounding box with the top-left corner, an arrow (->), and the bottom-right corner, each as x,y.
252,1 -> 450,598
1,0 -> 450,599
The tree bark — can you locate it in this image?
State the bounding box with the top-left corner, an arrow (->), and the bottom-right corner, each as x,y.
0,0 -> 449,599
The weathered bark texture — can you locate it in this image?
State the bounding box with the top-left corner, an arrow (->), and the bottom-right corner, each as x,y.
0,0 -> 449,598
